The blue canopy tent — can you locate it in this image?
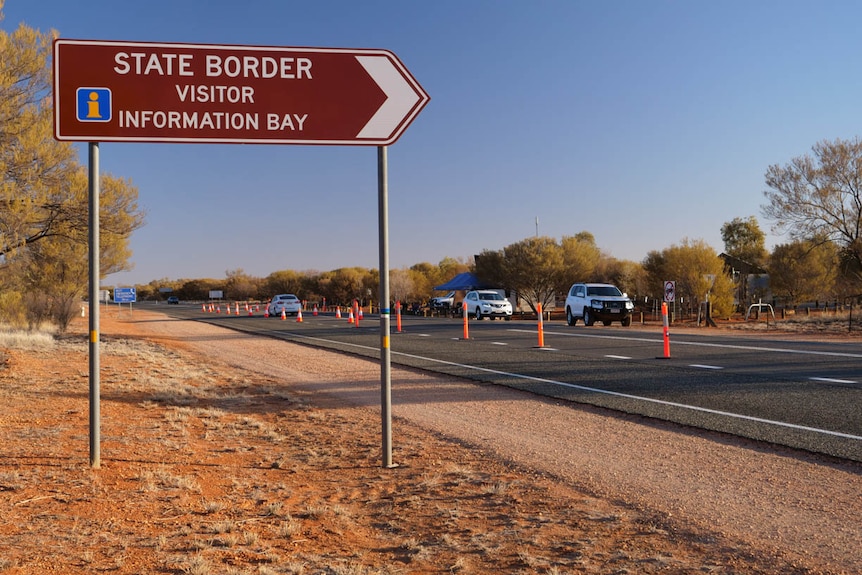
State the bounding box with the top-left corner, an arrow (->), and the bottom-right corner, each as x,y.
433,272 -> 495,291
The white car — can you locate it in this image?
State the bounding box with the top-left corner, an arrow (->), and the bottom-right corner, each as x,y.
463,290 -> 512,320
430,291 -> 456,309
267,294 -> 302,316
565,283 -> 634,326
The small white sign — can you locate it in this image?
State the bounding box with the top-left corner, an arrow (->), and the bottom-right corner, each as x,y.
664,281 -> 676,303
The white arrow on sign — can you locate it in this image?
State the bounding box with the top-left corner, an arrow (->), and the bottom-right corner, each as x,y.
356,55 -> 425,140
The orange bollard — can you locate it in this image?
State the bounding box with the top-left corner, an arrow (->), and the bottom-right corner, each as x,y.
462,301 -> 469,340
660,301 -> 671,358
396,300 -> 402,333
537,303 -> 545,347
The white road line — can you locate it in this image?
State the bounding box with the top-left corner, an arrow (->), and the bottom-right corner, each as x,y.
810,377 -> 858,384
690,364 -> 724,370
277,331 -> 862,443
605,354 -> 632,360
491,342 -> 508,346
511,329 -> 862,358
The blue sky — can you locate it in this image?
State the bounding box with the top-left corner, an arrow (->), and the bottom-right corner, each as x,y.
4,1 -> 861,286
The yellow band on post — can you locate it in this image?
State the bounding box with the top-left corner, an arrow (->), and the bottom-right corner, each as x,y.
382,336 -> 390,348
90,331 -> 98,343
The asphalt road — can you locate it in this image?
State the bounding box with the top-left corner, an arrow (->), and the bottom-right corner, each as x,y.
153,303 -> 862,461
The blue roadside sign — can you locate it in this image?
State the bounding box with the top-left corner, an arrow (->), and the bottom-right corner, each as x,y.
113,287 -> 136,303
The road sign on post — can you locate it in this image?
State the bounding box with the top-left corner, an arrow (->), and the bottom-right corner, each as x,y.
113,287 -> 137,303
664,281 -> 676,303
53,39 -> 430,145
54,38 -> 429,471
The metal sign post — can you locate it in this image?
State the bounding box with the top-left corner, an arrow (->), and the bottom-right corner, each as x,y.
88,142 -> 100,469
378,146 -> 394,468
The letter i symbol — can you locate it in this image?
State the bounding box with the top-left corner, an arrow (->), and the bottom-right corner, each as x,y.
76,87 -> 111,122
86,91 -> 101,118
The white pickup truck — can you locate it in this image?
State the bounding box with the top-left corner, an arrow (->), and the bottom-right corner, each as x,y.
565,283 -> 634,326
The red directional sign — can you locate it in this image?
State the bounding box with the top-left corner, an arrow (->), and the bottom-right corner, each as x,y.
53,39 -> 429,145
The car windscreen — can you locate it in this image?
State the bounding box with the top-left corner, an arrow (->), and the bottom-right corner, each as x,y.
479,293 -> 503,301
587,286 -> 622,297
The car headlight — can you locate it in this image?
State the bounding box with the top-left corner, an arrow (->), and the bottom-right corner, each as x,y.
590,300 -> 603,308
626,301 -> 634,310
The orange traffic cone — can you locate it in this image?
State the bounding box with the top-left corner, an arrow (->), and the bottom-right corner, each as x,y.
264,307 -> 269,318
216,306 -> 221,314
296,309 -> 303,322
335,307 -> 342,319
347,309 -> 354,323
201,304 -> 206,312
358,308 -> 364,320
281,309 -> 286,320
312,305 -> 318,316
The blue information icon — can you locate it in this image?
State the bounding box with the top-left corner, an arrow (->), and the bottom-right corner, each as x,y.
76,87 -> 112,122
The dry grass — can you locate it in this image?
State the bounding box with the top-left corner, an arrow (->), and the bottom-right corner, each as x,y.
0,314 -> 841,574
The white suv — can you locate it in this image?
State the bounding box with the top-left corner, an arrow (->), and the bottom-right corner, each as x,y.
565,283 -> 634,326
463,290 -> 512,320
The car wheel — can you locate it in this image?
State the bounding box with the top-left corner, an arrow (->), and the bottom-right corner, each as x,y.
621,316 -> 632,327
475,308 -> 482,320
583,309 -> 594,326
566,308 -> 577,326
603,320 -> 612,326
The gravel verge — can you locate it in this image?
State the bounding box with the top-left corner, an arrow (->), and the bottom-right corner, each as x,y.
138,312 -> 862,573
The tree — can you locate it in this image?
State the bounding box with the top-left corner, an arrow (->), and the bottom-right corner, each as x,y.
1,16 -> 75,261
264,270 -> 305,297
177,278 -> 221,302
473,249 -> 506,287
643,238 -> 733,313
721,216 -> 768,307
0,12 -> 145,329
559,232 -> 602,285
599,258 -> 648,302
499,236 -> 563,313
224,269 -> 259,301
721,216 -> 767,267
762,138 -> 862,286
768,240 -> 838,306
316,267 -> 373,306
